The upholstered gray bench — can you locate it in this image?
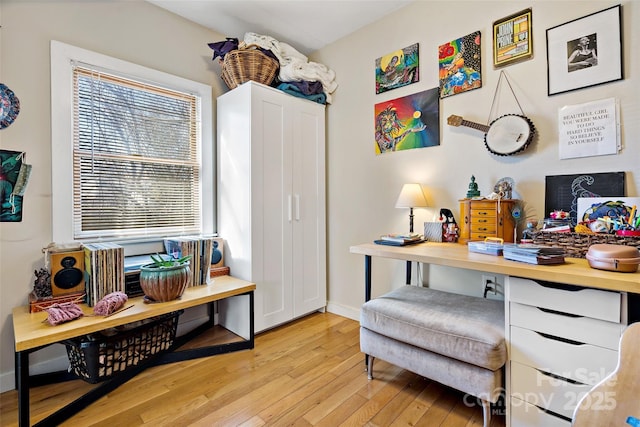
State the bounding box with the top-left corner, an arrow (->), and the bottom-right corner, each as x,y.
360,285 -> 506,427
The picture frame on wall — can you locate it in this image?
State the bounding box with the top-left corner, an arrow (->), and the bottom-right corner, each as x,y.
546,5 -> 623,96
438,31 -> 481,98
375,43 -> 419,94
493,8 -> 533,68
374,87 -> 439,154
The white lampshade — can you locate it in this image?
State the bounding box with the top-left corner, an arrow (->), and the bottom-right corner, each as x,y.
395,183 -> 428,208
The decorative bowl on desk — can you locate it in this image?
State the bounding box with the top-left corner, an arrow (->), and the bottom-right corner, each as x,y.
139,254 -> 191,302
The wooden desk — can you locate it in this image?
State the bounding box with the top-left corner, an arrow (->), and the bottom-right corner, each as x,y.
350,242 -> 640,300
13,275 -> 255,427
352,242 -> 640,427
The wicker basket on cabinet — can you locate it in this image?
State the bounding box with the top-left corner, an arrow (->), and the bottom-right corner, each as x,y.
220,44 -> 279,89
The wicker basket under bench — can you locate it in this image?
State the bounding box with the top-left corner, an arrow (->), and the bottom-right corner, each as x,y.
64,310 -> 182,383
531,231 -> 640,259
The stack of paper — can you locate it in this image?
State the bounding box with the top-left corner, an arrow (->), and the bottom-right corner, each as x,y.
503,244 -> 566,265
375,233 -> 423,246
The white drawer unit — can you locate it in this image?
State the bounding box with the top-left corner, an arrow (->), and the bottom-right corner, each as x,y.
510,326 -> 618,384
510,302 -> 624,351
510,361 -> 592,419
508,277 -> 621,322
510,397 -> 571,427
506,277 -> 626,427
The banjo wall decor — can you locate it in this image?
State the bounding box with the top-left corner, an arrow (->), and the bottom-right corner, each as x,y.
447,114 -> 535,156
446,71 -> 536,156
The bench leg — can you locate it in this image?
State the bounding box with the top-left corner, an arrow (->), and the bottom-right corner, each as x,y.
366,355 -> 375,380
481,399 -> 491,427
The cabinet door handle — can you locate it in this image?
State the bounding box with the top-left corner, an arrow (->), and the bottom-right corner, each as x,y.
288,195 -> 292,222
295,194 -> 300,221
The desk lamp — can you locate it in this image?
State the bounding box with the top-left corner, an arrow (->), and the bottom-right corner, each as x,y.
395,183 -> 428,233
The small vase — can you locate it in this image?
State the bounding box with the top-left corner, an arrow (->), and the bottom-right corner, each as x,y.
139,263 -> 190,302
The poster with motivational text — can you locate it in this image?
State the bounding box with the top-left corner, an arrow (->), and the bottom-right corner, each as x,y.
558,98 -> 618,159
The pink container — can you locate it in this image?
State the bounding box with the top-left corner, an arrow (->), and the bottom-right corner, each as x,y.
585,244 -> 640,273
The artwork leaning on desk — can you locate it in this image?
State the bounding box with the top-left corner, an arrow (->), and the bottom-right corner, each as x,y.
529,172 -> 640,259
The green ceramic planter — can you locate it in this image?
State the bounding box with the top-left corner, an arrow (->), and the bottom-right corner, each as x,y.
139,262 -> 190,302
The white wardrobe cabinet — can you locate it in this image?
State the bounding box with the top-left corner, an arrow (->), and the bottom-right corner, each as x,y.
217,81 -> 326,334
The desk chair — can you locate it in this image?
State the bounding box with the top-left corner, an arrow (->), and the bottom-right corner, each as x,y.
572,322 -> 640,427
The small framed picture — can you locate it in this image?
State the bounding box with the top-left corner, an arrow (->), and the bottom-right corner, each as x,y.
493,8 -> 533,67
375,43 -> 420,94
546,5 -> 623,96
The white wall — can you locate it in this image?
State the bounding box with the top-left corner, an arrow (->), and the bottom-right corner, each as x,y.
312,1 -> 639,320
0,0 -> 638,393
0,0 -> 224,392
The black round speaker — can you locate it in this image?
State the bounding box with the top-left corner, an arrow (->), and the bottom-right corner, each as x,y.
53,256 -> 84,289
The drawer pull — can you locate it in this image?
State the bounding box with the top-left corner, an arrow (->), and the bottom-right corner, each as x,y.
537,307 -> 583,318
534,368 -> 586,385
534,404 -> 573,423
536,331 -> 585,346
533,280 -> 586,292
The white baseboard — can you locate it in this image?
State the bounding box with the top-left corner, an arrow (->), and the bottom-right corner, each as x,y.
326,300 -> 360,322
0,353 -> 70,393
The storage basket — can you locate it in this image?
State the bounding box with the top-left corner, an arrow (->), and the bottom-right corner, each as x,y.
220,45 -> 279,89
530,231 -> 640,259
64,310 -> 182,383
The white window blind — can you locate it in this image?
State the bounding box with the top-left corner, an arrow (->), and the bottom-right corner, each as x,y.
72,66 -> 202,240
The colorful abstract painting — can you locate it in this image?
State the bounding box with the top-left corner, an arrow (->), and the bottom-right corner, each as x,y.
374,87 -> 439,154
439,31 -> 482,98
375,43 -> 419,94
1,149 -> 25,222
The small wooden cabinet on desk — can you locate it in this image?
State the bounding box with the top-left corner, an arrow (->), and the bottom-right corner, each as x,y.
459,199 -> 517,244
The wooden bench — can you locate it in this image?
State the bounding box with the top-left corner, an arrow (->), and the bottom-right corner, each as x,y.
12,276 -> 255,427
360,285 -> 506,427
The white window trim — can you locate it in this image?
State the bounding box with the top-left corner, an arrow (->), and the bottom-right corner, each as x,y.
50,40 -> 213,247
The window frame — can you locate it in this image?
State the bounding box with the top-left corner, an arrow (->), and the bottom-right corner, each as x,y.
51,40 -> 213,249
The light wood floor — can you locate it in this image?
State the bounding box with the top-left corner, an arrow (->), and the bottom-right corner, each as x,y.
0,312 -> 505,426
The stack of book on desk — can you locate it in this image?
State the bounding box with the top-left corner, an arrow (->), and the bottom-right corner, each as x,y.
375,233 -> 423,246
503,244 -> 566,265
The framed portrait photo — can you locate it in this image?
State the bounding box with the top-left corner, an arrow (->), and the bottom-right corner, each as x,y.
546,5 -> 623,96
493,8 -> 533,67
